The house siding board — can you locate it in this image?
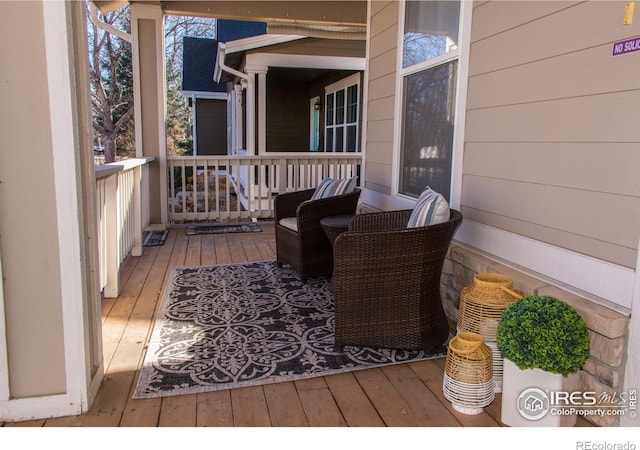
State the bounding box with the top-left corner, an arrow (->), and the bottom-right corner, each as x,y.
369,21 -> 398,58
462,176 -> 640,251
370,1 -> 397,37
470,1 -> 579,42
364,119 -> 395,145
463,0 -> 640,268
367,71 -> 396,101
364,162 -> 393,195
466,44 -> 640,110
368,48 -> 397,80
463,143 -> 640,197
465,91 -> 639,143
365,140 -> 394,165
366,96 -> 395,122
461,207 -> 637,270
469,1 -> 640,76
364,0 -> 399,197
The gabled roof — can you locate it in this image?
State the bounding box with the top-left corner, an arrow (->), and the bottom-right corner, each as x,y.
182,19 -> 269,93
182,37 -> 226,93
217,19 -> 267,43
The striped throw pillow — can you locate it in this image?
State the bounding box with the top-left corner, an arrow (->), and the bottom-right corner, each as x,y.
310,177 -> 357,200
407,187 -> 450,228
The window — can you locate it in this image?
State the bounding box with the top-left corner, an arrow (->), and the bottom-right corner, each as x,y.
399,0 -> 460,201
325,74 -> 360,152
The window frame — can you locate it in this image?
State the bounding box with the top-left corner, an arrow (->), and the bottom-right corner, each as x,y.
393,0 -> 472,209
324,73 -> 361,153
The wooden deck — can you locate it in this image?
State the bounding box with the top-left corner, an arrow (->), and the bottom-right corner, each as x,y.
4,223 -> 592,428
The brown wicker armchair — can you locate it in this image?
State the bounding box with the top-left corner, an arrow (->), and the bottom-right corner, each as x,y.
275,187 -> 361,283
332,209 -> 462,352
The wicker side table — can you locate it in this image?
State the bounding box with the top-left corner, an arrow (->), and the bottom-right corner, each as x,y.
320,214 -> 354,247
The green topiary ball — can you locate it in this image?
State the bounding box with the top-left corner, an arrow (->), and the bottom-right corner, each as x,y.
497,295 -> 590,376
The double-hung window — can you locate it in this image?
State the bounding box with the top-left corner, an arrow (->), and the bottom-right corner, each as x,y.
325,73 -> 360,152
399,0 -> 461,201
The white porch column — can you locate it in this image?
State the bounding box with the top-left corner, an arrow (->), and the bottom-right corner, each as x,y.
131,3 -> 168,228
232,83 -> 244,152
245,71 -> 256,155
256,69 -> 268,154
245,66 -> 268,156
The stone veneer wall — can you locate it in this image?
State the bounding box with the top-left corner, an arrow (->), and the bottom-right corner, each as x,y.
441,244 -> 630,427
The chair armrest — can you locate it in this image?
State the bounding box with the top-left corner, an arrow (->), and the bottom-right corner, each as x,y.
348,209 -> 412,232
274,188 -> 315,222
335,209 -> 462,273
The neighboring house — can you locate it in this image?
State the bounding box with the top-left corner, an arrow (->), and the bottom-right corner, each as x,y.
181,20 -> 268,155
1,0 -> 638,428
214,35 -> 366,155
183,21 -> 366,156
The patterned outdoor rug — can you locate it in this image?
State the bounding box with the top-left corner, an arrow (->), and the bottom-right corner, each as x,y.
133,260 -> 447,399
186,222 -> 262,235
143,230 -> 169,247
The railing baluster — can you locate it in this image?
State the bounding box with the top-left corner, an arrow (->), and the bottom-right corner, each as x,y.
95,157 -> 154,298
166,154 -> 362,222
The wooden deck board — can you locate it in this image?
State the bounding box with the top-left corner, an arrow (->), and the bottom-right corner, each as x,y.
263,382 -> 309,426
352,367 -> 421,426
3,223 -> 596,428
324,372 -> 385,427
231,386 -> 272,426
196,391 -> 234,427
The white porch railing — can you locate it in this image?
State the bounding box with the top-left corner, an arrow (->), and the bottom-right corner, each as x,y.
95,157 -> 155,298
167,153 -> 363,223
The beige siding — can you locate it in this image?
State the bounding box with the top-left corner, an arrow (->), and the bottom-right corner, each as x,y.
0,1 -> 66,397
364,0 -> 399,195
463,0 -> 640,268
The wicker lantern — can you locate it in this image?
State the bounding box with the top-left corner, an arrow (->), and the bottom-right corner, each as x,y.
457,273 -> 522,393
442,332 -> 495,415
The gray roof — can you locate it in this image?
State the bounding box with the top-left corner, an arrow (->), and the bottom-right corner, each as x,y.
182,20 -> 267,93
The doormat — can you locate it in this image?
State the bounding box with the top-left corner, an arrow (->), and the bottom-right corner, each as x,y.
133,261 -> 447,399
143,229 -> 169,247
186,222 -> 262,235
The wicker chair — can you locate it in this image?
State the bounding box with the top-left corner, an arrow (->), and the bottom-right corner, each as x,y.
275,187 -> 361,283
332,209 -> 462,352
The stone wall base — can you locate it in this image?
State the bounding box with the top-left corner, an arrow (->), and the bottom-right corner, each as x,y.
443,244 -> 630,427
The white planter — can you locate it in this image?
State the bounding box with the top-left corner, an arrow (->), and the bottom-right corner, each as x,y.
501,358 -> 581,427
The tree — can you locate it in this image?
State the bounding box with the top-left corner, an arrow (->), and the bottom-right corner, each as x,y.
87,4 -> 134,163
87,4 -> 215,163
164,15 -> 216,156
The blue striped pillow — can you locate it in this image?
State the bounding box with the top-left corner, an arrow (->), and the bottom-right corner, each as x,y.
310,177 -> 357,200
407,187 -> 450,228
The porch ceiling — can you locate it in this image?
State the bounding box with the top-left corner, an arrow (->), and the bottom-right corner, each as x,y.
93,1 -> 367,27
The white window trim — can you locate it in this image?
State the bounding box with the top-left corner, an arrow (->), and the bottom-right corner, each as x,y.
324,72 -> 361,93
392,0 -> 471,210
324,73 -> 361,152
389,1 -> 635,312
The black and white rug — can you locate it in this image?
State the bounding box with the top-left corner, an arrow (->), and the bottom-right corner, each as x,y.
186,222 -> 261,235
133,261 -> 446,399
143,229 -> 169,247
